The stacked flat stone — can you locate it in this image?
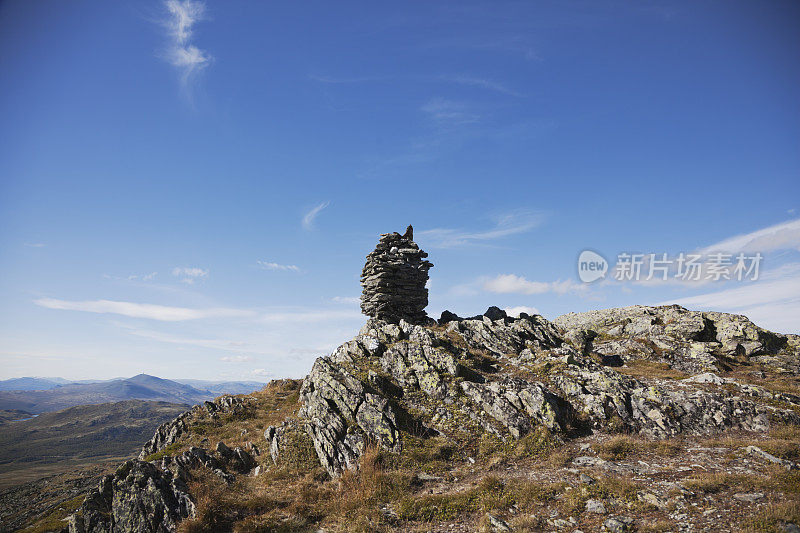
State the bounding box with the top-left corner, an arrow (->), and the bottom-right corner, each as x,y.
360,225 -> 433,324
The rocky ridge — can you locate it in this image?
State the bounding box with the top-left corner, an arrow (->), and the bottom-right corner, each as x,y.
277,305 -> 799,478
59,304 -> 800,532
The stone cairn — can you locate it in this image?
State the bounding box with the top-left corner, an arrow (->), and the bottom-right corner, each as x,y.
360,225 -> 433,324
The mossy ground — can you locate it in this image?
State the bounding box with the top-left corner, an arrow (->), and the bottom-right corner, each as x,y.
16,495 -> 85,533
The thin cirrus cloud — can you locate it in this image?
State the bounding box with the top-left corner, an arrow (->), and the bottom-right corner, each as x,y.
420,98 -> 480,126
172,266 -> 208,284
257,260 -> 300,272
220,355 -> 253,363
35,297 -> 362,330
440,75 -> 522,97
34,298 -> 252,322
259,309 -> 362,323
160,0 -> 211,93
332,296 -> 360,304
613,217 -> 800,288
302,201 -> 330,230
120,325 -> 252,352
698,217 -> 800,255
419,210 -> 546,248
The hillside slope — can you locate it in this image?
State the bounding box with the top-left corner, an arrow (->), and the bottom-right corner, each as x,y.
56,305 -> 800,533
0,400 -> 189,486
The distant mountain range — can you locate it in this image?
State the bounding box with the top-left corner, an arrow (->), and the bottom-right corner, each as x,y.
0,374 -> 267,414
0,377 -> 72,391
173,379 -> 269,395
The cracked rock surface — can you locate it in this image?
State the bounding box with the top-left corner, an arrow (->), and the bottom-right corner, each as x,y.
68,396 -> 258,533
288,305 -> 799,477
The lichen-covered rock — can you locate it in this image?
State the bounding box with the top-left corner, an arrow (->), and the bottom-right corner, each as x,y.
360,226 -> 433,324
68,460 -> 195,533
138,396 -> 252,460
295,305 -> 799,476
460,377 -> 566,436
71,436 -> 257,532
298,357 -> 401,476
554,304 -> 792,374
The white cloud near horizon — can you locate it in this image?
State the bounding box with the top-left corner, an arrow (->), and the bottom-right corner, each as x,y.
35,298 -> 252,322
161,0 -> 211,93
24,243 -> 46,248
172,266 -> 208,284
419,210 -> 545,248
505,305 -> 540,317
484,274 -> 586,295
302,201 -> 330,230
257,260 -> 300,272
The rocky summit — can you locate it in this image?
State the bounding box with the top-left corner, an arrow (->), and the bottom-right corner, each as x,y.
52,231 -> 800,533
360,225 -> 433,324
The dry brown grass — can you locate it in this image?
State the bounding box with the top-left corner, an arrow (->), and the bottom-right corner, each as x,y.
592,435 -> 683,460
740,498 -> 800,532
699,425 -> 800,462
615,359 -> 688,380
680,467 -> 800,497
724,362 -> 800,397
160,380 -> 304,465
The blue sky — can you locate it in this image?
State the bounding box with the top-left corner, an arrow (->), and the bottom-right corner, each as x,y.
1,0 -> 798,381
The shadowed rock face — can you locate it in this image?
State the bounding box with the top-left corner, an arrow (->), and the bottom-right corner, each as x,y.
360,225 -> 433,324
68,396 -> 259,533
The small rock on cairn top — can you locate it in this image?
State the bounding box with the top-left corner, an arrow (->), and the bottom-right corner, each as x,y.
360,225 -> 433,324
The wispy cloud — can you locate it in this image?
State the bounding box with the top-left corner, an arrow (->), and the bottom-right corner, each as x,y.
172,266 -> 208,284
259,309 -> 361,323
121,325 -> 252,351
440,75 -> 522,96
302,201 -> 330,230
220,355 -> 252,363
484,274 -> 586,295
103,272 -> 157,282
698,218 -> 800,255
602,218 -> 800,289
24,242 -> 46,248
35,298 -> 252,322
419,209 -> 545,248
332,296 -> 359,304
308,73 -> 387,84
161,0 -> 211,95
257,261 -> 300,272
421,98 -> 480,126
